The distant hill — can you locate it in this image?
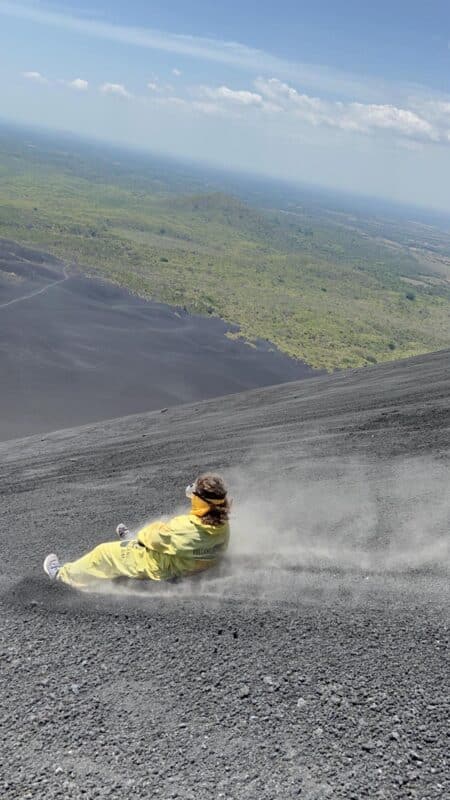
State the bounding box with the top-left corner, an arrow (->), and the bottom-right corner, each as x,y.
0,124 -> 449,370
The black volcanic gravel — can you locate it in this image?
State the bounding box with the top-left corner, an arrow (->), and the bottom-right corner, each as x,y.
0,237 -> 318,441
0,350 -> 449,799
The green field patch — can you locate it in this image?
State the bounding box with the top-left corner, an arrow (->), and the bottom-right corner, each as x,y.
0,129 -> 449,370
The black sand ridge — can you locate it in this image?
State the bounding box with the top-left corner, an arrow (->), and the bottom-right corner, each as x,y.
0,237 -> 319,441
0,350 -> 449,799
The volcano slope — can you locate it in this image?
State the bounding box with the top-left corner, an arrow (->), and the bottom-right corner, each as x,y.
0,350 -> 449,800
0,237 -> 317,441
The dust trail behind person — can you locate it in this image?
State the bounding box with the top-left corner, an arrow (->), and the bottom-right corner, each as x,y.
43,474 -> 230,590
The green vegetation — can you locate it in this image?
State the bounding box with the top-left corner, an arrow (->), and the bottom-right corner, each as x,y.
0,128 -> 449,370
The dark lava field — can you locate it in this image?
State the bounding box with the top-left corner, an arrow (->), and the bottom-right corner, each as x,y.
0,350 -> 449,799
0,237 -> 317,440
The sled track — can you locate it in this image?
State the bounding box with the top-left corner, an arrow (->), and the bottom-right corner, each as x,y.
0,273 -> 69,309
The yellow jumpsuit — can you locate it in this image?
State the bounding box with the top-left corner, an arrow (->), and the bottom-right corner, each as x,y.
57,505 -> 230,590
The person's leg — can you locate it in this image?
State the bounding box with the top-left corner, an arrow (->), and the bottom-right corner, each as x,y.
57,541 -> 145,589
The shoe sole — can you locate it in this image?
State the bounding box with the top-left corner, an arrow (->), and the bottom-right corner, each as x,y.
43,553 -> 59,580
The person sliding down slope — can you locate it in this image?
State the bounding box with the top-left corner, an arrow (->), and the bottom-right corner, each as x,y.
43,474 -> 230,590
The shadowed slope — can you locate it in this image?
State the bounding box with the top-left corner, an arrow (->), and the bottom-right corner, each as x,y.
0,238 -> 318,441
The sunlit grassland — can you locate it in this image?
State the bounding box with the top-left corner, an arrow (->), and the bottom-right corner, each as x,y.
0,143 -> 449,370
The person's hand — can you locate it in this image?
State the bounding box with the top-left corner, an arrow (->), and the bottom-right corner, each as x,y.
116,523 -> 131,539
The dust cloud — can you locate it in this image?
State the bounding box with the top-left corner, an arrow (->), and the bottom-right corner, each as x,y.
93,455 -> 449,607
226,455 -> 449,575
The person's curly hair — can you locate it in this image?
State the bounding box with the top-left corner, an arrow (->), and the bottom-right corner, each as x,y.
195,473 -> 230,526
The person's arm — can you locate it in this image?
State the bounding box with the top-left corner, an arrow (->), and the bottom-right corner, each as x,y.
137,519 -> 178,554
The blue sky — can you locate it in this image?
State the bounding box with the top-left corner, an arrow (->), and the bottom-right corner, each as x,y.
2,1 -> 450,210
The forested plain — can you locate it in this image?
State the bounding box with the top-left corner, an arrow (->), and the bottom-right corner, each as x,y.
1,126 -> 449,370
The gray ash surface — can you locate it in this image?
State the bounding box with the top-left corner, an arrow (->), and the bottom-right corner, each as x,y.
1,350 -> 449,799
0,238 -> 318,441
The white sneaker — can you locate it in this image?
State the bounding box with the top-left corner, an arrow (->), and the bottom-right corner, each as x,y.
116,523 -> 133,540
43,553 -> 61,580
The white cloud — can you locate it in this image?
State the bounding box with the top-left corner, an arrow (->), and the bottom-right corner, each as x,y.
172,68 -> 182,77
349,101 -> 434,138
186,77 -> 443,145
196,84 -> 282,116
68,78 -> 88,91
1,1 -> 407,102
10,4 -> 450,152
100,82 -> 131,98
22,71 -> 47,84
202,85 -> 264,107
254,78 -> 439,143
412,97 -> 450,133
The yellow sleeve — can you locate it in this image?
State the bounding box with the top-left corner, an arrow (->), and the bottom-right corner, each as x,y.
137,519 -> 175,553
